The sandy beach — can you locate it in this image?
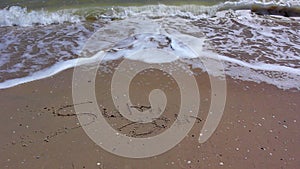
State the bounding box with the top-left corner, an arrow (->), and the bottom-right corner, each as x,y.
0,59 -> 299,169
1,0 -> 300,168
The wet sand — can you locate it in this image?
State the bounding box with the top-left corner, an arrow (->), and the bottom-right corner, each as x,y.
0,60 -> 299,169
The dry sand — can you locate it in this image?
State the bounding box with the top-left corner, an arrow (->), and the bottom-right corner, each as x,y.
0,60 -> 299,169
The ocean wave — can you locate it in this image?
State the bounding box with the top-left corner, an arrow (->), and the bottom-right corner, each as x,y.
76,1 -> 300,21
0,6 -> 81,27
1,0 -> 300,27
1,14 -> 299,90
0,1 -> 300,90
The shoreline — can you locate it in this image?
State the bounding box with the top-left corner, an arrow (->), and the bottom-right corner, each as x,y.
0,60 -> 299,168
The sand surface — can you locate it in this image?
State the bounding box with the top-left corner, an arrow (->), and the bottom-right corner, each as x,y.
0,60 -> 299,169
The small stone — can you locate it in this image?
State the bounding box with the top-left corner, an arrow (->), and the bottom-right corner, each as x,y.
219,162 -> 224,166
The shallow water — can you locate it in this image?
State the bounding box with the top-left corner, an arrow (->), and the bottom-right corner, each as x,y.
0,0 -> 300,90
0,0 -> 228,10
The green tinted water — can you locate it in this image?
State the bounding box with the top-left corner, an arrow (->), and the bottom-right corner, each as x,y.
0,0 -> 231,10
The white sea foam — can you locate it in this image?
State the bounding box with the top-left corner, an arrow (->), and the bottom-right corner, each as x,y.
0,51 -> 104,89
0,6 -> 80,27
0,3 -> 300,90
1,32 -> 299,90
1,0 -> 299,27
